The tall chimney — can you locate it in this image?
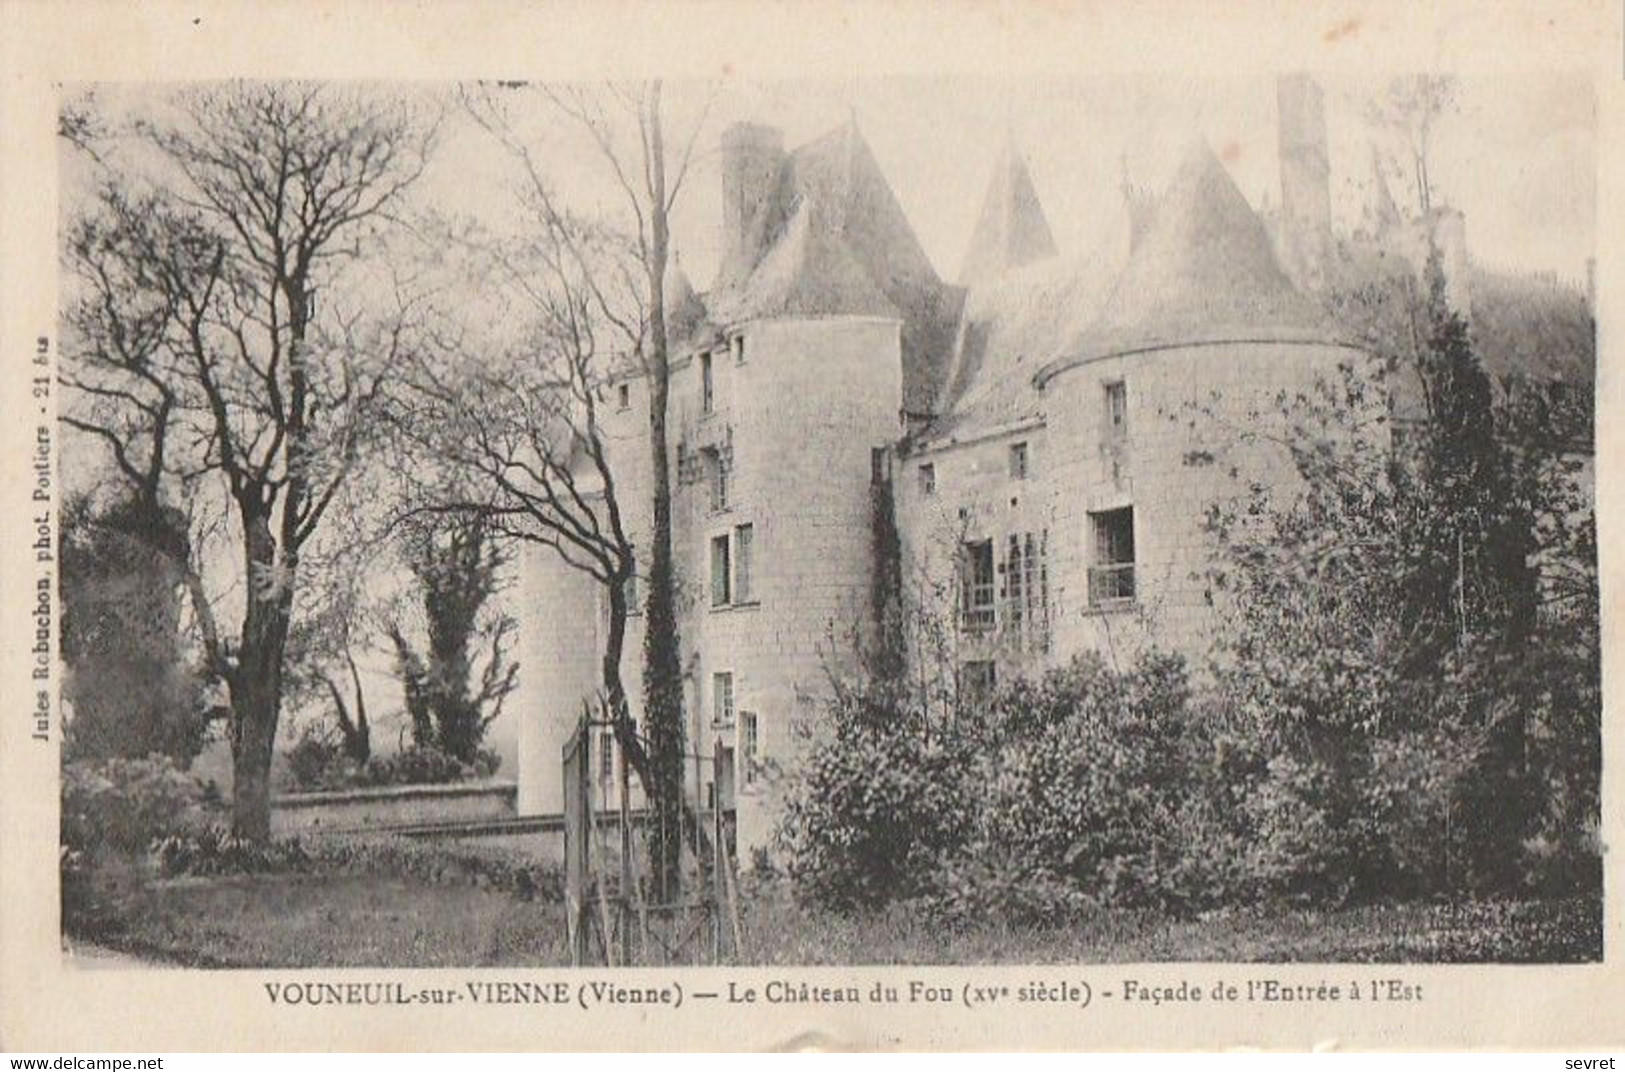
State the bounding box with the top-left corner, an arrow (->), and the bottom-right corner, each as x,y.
719,122 -> 785,287
1277,73 -> 1332,291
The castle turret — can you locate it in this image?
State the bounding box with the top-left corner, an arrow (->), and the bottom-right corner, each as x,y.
1277,73 -> 1333,291
958,136 -> 1059,286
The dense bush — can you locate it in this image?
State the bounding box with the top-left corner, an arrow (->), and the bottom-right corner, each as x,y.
779,690 -> 974,911
281,731 -> 501,793
62,755 -> 207,856
154,827 -> 312,877
782,644 -> 1600,922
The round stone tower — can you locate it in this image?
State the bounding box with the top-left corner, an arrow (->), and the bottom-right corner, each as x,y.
1035,140 -> 1371,662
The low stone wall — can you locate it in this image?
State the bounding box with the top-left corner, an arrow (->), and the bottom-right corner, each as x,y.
270,781 -> 518,836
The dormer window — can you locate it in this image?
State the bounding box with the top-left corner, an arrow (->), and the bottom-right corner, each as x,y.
701,351 -> 715,414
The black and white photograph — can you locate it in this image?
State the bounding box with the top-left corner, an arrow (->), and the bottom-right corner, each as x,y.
48,64 -> 1601,974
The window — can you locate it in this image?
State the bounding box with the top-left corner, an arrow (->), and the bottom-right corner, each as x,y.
960,660 -> 997,701
733,523 -> 754,603
616,382 -> 630,411
739,710 -> 760,786
713,671 -> 735,727
1105,380 -> 1128,435
1003,532 -> 1051,650
700,351 -> 715,413
960,539 -> 996,633
710,533 -> 732,606
919,462 -> 936,496
1088,506 -> 1136,606
871,447 -> 889,486
598,729 -> 615,787
703,447 -> 729,511
1009,441 -> 1029,480
731,334 -> 746,364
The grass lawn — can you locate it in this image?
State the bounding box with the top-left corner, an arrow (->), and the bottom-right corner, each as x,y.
737,883 -> 1602,965
78,870 -> 571,968
70,862 -> 1601,968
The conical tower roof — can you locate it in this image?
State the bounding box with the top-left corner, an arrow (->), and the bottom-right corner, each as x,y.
1062,139 -> 1332,362
958,137 -> 1059,286
663,256 -> 709,345
714,198 -> 899,322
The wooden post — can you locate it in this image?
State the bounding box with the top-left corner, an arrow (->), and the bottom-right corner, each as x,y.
564,710 -> 592,967
618,742 -> 634,966
712,739 -> 728,963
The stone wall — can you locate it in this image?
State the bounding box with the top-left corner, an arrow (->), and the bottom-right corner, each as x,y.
271,781 -> 518,836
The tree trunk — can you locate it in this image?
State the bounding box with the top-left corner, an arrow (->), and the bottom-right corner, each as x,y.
229,513 -> 293,842
639,81 -> 686,904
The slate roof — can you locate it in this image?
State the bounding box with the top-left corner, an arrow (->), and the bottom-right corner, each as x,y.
957,137 -> 1060,287
1060,140 -> 1337,365
706,118 -> 961,413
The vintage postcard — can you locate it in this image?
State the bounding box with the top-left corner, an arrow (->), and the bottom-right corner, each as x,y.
0,0 -> 1619,1052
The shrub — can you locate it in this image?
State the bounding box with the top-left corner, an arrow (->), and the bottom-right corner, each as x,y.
974,654 -> 1195,911
61,755 -> 207,856
283,728 -> 355,791
281,737 -> 503,793
307,835 -> 563,901
153,826 -> 312,877
779,688 -> 974,912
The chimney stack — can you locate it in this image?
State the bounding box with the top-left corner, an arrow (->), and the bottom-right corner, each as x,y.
1277,73 -> 1333,291
718,122 -> 786,287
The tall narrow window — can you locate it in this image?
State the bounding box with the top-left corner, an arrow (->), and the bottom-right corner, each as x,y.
734,523 -> 754,603
871,447 -> 889,486
1006,533 -> 1027,630
1105,380 -> 1128,435
960,539 -> 996,633
702,447 -> 728,511
1009,441 -> 1029,480
919,462 -> 936,496
713,671 -> 735,726
1088,506 -> 1136,606
710,534 -> 732,607
739,711 -> 760,786
616,382 -> 630,411
598,729 -> 615,788
701,351 -> 715,413
731,334 -> 746,364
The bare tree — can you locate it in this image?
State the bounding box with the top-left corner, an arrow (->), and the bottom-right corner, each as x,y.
60,84 -> 436,839
1366,75 -> 1456,219
462,81 -> 710,897
386,209 -> 654,797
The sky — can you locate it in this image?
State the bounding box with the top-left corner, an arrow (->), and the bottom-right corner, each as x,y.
418,72 -> 1597,292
